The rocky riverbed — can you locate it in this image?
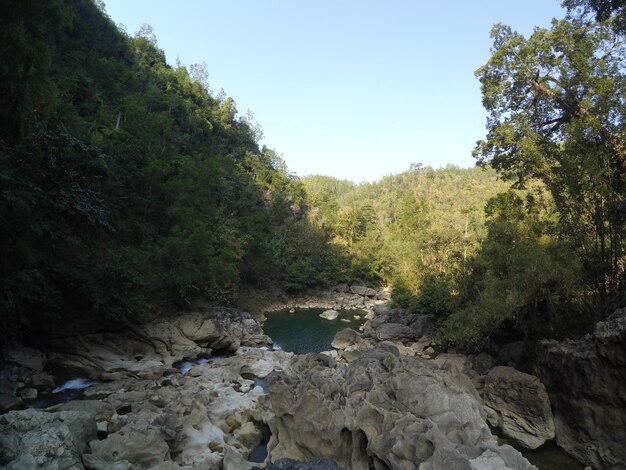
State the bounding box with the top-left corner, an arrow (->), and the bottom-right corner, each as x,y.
1,288 -> 624,469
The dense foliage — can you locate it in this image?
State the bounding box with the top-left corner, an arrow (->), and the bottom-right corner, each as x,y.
0,0 -> 343,337
438,6 -> 626,348
303,166 -> 510,316
4,0 -> 625,351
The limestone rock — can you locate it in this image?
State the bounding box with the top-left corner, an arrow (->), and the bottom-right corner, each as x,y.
1,342 -> 47,371
331,329 -> 361,350
349,286 -> 377,297
319,310 -> 339,321
0,409 -> 97,470
483,366 -> 554,449
253,457 -> 344,470
90,429 -> 170,468
364,309 -> 435,344
46,308 -> 269,380
266,345 -> 535,470
534,308 -> 626,469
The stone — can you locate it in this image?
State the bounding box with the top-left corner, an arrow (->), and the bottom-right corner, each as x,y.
46,308 -> 270,380
534,308 -> 626,469
0,409 -> 97,469
331,329 -> 361,350
349,286 -> 377,297
90,429 -> 169,467
472,352 -> 495,375
81,454 -> 136,470
375,290 -> 391,301
266,345 -> 535,470
19,387 -> 37,400
1,342 -> 47,371
30,371 -> 56,388
253,457 -> 344,470
483,366 -> 554,449
319,310 -> 339,321
433,353 -> 474,377
374,323 -> 418,342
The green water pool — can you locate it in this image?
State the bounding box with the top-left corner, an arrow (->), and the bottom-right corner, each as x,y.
263,308 -> 366,354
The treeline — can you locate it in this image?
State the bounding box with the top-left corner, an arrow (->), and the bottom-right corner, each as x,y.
302,0 -> 626,350
303,166 -> 510,318
0,0 -> 343,337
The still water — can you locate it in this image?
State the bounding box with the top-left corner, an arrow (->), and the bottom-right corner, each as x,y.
263,308 -> 366,354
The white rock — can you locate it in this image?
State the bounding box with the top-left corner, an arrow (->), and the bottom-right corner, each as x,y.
319,310 -> 339,320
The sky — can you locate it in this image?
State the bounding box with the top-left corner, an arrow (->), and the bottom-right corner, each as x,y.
103,1 -> 566,182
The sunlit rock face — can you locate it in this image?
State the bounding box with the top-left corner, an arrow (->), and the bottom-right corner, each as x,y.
266,345 -> 536,470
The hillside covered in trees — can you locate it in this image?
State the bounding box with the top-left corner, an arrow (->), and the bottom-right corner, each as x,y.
2,0 -> 626,354
0,0 -> 345,337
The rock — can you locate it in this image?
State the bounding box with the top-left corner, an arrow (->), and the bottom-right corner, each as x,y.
349,286 -> 377,297
331,329 -> 361,350
363,309 -> 375,320
46,308 -> 269,380
253,457 -> 344,470
333,284 -> 349,293
1,342 -> 47,371
31,371 -> 56,388
0,409 -> 97,469
375,290 -> 391,301
534,308 -> 626,469
374,323 -> 418,342
364,310 -> 435,343
319,310 -> 339,321
483,366 -> 554,449
90,429 -> 170,468
266,345 -> 535,470
433,353 -> 474,377
372,303 -> 391,316
19,387 -> 37,400
81,454 -> 136,470
472,352 -> 495,375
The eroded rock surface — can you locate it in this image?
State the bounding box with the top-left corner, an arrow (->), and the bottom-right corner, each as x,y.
0,347 -> 293,470
266,345 -> 536,470
534,308 -> 626,469
252,457 -> 344,470
46,308 -> 271,380
0,409 -> 97,470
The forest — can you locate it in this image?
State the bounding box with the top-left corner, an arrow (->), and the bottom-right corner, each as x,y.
1,0 -> 625,352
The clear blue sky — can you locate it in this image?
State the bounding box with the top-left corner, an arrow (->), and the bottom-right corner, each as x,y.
103,0 -> 566,182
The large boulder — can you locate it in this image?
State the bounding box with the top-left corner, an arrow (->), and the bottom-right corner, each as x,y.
483,366 -> 554,449
534,308 -> 626,469
363,309 -> 435,344
266,345 -> 536,470
331,329 -> 361,350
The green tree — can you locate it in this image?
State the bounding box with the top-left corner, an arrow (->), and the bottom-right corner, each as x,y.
474,17 -> 626,311
438,191 -> 583,349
